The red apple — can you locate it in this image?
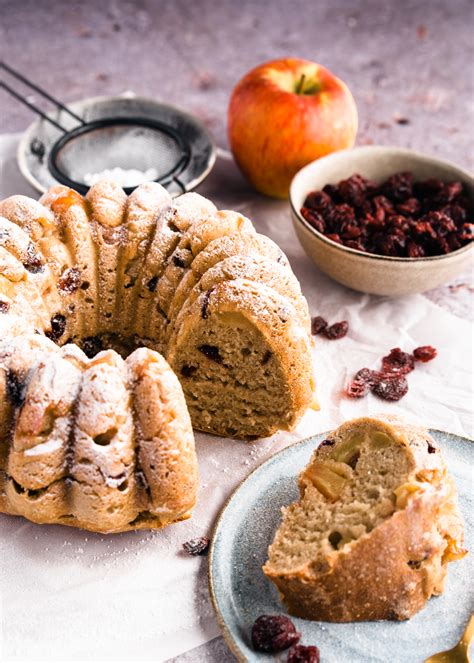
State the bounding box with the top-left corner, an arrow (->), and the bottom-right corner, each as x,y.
228,58 -> 358,199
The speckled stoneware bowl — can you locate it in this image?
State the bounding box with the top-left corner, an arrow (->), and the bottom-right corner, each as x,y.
290,146 -> 473,296
209,429 -> 473,663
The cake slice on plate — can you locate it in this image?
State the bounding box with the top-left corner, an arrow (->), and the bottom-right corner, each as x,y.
263,415 -> 466,621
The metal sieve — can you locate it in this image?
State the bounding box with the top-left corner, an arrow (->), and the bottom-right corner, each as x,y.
1,62 -> 215,195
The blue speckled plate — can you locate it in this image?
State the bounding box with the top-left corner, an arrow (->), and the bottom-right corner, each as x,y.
209,430 -> 473,663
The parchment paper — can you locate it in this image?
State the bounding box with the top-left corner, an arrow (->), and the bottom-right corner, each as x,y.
0,134 -> 472,661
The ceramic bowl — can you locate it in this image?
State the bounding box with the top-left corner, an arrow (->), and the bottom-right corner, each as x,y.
290,146 -> 473,296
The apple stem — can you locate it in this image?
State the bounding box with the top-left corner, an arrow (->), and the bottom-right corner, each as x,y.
296,74 -> 306,94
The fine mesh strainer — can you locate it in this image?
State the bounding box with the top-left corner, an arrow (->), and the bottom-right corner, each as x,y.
1,62 -> 215,196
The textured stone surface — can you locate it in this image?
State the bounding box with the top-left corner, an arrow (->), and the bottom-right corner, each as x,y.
0,1 -> 472,661
1,0 -> 473,172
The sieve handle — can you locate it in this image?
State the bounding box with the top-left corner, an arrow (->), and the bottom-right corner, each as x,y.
1,61 -> 86,132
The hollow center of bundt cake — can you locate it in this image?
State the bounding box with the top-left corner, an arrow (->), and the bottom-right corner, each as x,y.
75,333 -> 143,360
51,332 -> 147,360
266,425 -> 415,572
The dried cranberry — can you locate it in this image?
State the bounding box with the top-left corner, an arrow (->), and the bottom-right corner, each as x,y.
304,190 -> 332,213
287,644 -> 320,663
342,225 -> 362,239
6,370 -> 24,406
58,267 -> 81,294
444,204 -> 467,226
381,348 -> 415,375
346,378 -> 369,398
413,220 -> 437,239
345,240 -> 367,251
322,183 -> 341,201
300,172 -> 473,259
261,350 -> 272,364
372,195 -> 394,222
251,615 -> 301,653
325,233 -> 342,244
0,300 -> 10,313
338,174 -> 368,207
413,345 -> 437,362
146,276 -> 158,292
198,344 -> 222,363
311,316 -> 327,335
371,374 -> 409,401
446,232 -> 462,251
180,364 -> 197,377
426,211 -> 456,235
324,321 -> 349,340
426,439 -> 437,454
301,208 -> 326,233
326,203 -> 355,230
320,439 -> 335,447
414,177 -> 444,199
397,197 -> 421,217
45,314 -> 67,342
383,172 -> 413,202
172,254 -> 186,268
182,537 -> 210,556
354,368 -> 379,385
406,240 -> 425,258
201,287 -> 215,320
23,244 -> 44,273
459,223 -> 474,242
432,181 -> 463,206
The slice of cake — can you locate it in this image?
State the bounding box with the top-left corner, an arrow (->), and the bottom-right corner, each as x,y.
263,415 -> 466,621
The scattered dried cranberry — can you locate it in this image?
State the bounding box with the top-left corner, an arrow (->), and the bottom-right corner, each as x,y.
324,321 -> 349,340
0,300 -> 10,313
346,344 -> 437,402
301,171 -> 472,258
371,374 -> 409,401
354,368 -> 379,386
182,537 -> 210,556
251,615 -> 301,653
413,345 -> 437,362
288,644 -> 320,663
381,348 -> 415,375
311,316 -> 327,335
346,378 -> 369,398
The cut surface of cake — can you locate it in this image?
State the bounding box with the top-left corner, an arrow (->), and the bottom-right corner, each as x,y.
0,180 -> 314,440
263,415 -> 466,621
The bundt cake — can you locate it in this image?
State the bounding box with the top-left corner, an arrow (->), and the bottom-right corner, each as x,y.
0,180 -> 314,440
263,415 -> 466,621
0,335 -> 198,533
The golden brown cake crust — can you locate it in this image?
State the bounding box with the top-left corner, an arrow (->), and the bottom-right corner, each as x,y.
0,338 -> 198,534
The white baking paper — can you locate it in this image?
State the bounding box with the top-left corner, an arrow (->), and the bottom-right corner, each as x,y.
0,134 -> 472,662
